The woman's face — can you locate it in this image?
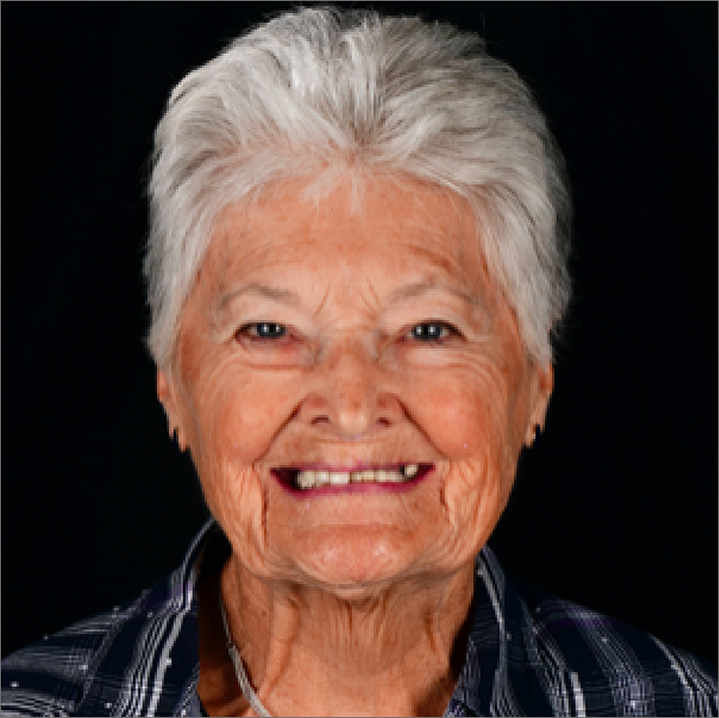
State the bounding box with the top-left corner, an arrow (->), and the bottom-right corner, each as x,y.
159,176 -> 552,594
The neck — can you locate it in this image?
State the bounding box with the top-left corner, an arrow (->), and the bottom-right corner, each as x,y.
217,556 -> 475,717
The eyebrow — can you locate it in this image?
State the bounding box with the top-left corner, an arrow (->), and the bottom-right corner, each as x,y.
218,283 -> 301,311
217,279 -> 478,315
387,280 -> 478,307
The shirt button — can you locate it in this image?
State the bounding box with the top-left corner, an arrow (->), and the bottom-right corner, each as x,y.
105,703 -> 112,710
10,681 -> 19,688
166,658 -> 172,666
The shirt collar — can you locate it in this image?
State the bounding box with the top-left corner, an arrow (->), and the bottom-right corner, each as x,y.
445,546 -> 504,716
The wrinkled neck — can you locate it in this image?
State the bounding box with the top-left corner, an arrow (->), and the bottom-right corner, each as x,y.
219,555 -> 475,716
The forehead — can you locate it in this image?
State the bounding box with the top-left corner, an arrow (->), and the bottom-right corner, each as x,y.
199,174 -> 494,302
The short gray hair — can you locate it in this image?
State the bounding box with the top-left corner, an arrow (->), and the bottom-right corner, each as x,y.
145,6 -> 571,368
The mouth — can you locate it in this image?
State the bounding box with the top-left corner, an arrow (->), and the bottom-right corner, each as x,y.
272,464 -> 433,492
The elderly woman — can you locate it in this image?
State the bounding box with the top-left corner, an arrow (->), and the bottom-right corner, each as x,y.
2,7 -> 716,717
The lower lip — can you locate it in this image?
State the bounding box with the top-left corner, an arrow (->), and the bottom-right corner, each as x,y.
272,466 -> 434,497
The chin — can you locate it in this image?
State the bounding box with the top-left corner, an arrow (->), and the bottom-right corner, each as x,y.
282,525 -> 429,593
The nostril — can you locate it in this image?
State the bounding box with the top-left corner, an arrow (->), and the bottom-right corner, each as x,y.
297,368 -> 403,439
310,414 -> 331,427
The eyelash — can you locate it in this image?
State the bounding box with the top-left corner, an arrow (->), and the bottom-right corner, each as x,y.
236,322 -> 287,341
235,320 -> 460,345
408,321 -> 459,343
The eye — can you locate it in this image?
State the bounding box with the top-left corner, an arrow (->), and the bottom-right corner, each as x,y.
237,322 -> 287,340
409,321 -> 457,343
233,321 -> 313,368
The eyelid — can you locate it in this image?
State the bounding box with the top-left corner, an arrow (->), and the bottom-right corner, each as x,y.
414,319 -> 461,333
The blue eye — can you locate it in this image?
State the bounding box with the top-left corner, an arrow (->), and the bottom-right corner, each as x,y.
234,321 -> 310,367
410,322 -> 454,342
239,322 -> 287,339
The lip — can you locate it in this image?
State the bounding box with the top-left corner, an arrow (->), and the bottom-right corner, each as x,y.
272,464 -> 434,496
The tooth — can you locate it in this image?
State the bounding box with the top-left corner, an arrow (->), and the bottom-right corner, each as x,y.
330,471 -> 350,486
298,470 -> 316,489
296,468 -> 421,486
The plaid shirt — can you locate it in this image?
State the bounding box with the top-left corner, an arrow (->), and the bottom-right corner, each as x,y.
2,520 -> 716,716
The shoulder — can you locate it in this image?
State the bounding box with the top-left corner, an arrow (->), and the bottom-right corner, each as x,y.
2,578 -> 201,717
1,598 -> 147,717
470,547 -> 717,716
1,523 -> 215,717
514,580 -> 718,716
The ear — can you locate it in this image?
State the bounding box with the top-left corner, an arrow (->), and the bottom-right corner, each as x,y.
157,369 -> 189,451
524,362 -> 554,447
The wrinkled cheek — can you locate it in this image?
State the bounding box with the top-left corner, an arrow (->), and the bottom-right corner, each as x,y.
189,404 -> 269,559
202,459 -> 268,564
440,453 -> 511,561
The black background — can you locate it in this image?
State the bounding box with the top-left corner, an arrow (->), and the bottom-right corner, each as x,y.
3,3 -> 717,665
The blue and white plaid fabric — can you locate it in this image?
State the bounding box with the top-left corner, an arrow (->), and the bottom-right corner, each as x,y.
2,520 -> 716,716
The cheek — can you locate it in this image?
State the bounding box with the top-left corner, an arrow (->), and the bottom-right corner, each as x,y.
188,365 -> 294,465
410,364 -> 512,460
408,364 -> 525,550
182,366 -> 300,531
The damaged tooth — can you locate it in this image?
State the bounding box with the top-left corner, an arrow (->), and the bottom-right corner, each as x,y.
297,470 -> 316,489
403,464 -> 419,478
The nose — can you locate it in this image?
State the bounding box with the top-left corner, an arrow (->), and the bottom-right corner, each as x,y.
297,335 -> 403,440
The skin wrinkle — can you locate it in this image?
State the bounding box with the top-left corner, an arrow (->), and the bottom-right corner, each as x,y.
362,275 -> 381,316
313,282 -> 332,321
158,173 -> 553,716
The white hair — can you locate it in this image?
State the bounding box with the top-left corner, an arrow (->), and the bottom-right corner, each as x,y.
145,6 -> 571,368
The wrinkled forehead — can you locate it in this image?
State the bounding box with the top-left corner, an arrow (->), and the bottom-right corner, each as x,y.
198,173 -> 499,305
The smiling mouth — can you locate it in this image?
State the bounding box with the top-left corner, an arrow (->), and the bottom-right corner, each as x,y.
273,464 -> 433,491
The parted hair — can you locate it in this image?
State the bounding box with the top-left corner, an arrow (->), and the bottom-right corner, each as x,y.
145,6 -> 572,368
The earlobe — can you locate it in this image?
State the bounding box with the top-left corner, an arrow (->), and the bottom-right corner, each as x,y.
525,363 -> 554,447
157,370 -> 188,451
